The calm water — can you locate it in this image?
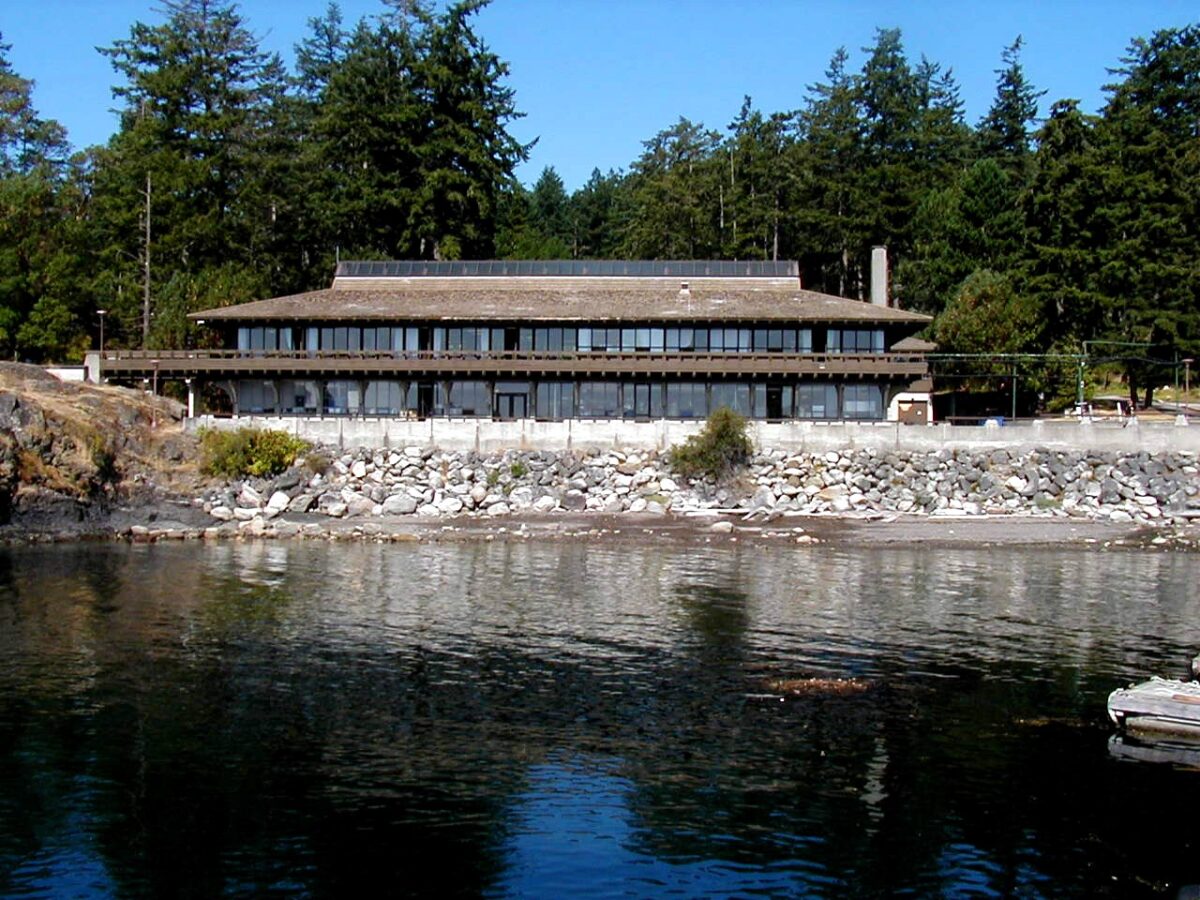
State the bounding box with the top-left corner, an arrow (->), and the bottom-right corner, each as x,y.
1,540 -> 1198,898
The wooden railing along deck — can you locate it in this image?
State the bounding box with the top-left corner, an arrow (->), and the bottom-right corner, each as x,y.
99,349 -> 929,379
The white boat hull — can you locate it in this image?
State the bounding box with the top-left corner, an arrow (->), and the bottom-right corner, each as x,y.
1108,677 -> 1200,737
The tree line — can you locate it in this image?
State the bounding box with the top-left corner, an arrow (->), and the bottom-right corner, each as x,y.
0,1 -> 1197,405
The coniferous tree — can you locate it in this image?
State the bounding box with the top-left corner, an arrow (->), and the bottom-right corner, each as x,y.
722,97 -> 790,260
1093,25 -> 1200,406
569,168 -> 630,258
0,34 -> 89,361
92,0 -> 285,347
1024,99 -> 1106,351
623,117 -> 721,258
792,48 -> 865,296
977,37 -> 1044,170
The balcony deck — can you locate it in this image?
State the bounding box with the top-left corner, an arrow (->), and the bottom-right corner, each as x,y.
99,349 -> 929,380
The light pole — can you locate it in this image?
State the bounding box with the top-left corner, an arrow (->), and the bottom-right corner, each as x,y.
1185,358 -> 1194,415
96,309 -> 107,383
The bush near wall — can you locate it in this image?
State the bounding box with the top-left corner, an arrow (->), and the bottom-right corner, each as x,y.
199,428 -> 310,478
668,407 -> 754,482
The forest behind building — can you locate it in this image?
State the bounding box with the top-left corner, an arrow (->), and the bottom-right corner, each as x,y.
1,0 -> 1197,405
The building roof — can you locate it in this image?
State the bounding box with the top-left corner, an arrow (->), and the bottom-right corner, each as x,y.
191,261 -> 932,325
890,335 -> 938,352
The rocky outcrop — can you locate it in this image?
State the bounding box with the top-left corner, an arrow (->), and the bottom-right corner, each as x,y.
0,364 -> 194,526
199,445 -> 1200,532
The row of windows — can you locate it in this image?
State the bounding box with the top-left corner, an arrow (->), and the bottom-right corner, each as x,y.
230,379 -> 886,420
235,326 -> 888,355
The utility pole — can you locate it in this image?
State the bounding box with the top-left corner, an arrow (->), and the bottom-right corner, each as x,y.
142,173 -> 152,348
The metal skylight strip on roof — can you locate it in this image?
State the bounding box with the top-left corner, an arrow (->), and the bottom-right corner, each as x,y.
335,260 -> 799,279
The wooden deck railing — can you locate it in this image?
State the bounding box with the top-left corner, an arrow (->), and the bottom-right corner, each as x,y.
98,349 -> 929,378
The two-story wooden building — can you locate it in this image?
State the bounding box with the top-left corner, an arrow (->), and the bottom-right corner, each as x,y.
97,259 -> 934,423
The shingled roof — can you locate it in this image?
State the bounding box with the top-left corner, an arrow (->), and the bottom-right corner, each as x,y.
190,264 -> 932,325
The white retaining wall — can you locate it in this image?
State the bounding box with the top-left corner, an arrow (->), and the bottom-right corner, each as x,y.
187,415 -> 1200,454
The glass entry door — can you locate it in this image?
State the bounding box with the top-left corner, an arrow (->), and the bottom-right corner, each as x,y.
495,393 -> 527,420
632,383 -> 655,419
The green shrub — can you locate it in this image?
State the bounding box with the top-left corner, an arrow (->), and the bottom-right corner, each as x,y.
668,407 -> 754,482
510,460 -> 528,478
200,428 -> 310,478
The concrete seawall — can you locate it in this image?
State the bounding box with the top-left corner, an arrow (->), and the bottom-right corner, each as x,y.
188,415 -> 1200,455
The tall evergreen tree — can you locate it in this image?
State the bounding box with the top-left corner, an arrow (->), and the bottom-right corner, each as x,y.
623,117 -> 721,258
977,37 -> 1044,168
569,167 -> 629,259
1024,99 -> 1106,350
722,97 -> 790,260
1093,25 -> 1200,406
0,34 -> 89,361
93,0 -> 285,347
410,0 -> 528,259
792,48 -> 865,296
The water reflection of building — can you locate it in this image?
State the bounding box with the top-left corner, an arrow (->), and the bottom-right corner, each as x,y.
95,259 -> 933,423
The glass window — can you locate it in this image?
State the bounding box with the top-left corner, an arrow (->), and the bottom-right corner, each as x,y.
306,327 -> 319,352
237,327 -> 250,351
711,383 -> 752,417
799,329 -> 813,353
236,380 -> 273,413
797,384 -> 839,419
844,384 -> 884,419
709,329 -> 724,352
278,380 -> 319,414
767,329 -> 782,351
754,329 -> 768,351
650,329 -> 664,352
635,328 -> 651,350
827,329 -> 885,354
364,381 -> 403,415
563,329 -> 576,351
666,382 -> 707,418
577,328 -> 592,352
438,381 -> 490,417
621,329 -> 635,352
363,328 -> 377,352
323,380 -> 361,415
535,382 -> 575,420
666,328 -> 679,352
693,329 -> 708,352
739,329 -> 752,353
519,329 -> 533,351
406,328 -> 420,353
579,382 -> 621,417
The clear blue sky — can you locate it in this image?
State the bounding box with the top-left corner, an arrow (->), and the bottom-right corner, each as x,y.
4,1 -> 1197,190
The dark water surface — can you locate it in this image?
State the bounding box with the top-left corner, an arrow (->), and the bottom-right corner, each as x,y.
1,540 -> 1198,898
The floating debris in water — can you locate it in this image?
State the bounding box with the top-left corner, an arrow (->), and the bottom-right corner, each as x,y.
767,677 -> 871,696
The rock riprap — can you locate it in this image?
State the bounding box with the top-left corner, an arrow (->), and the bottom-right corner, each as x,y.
199,446 -> 1200,530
